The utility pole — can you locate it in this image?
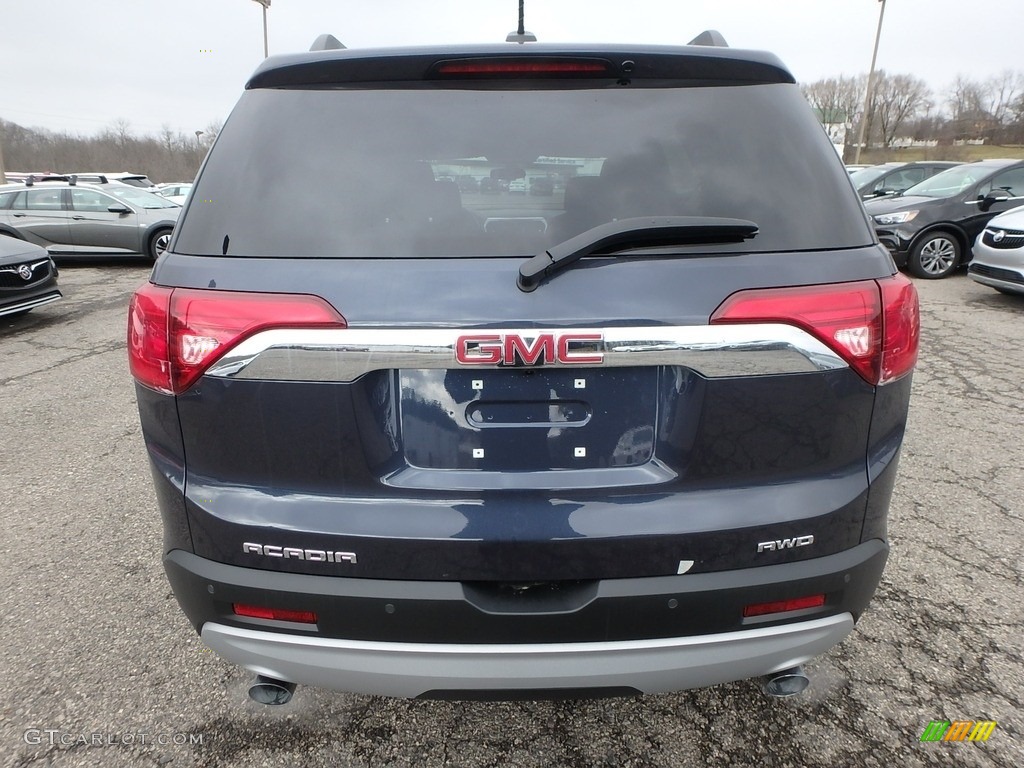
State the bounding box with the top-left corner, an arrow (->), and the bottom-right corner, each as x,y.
252,0 -> 270,58
853,0 -> 887,163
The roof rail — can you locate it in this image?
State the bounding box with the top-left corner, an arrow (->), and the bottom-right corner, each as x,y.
688,30 -> 729,47
25,175 -> 34,186
310,34 -> 346,51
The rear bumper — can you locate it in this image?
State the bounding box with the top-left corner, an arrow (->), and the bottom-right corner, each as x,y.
202,612 -> 854,698
166,540 -> 887,697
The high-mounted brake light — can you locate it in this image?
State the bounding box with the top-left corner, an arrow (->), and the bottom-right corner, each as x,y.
434,58 -> 611,77
233,603 -> 318,624
743,594 -> 826,618
710,276 -> 919,385
128,285 -> 346,395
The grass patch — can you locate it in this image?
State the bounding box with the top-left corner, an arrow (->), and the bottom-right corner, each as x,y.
858,145 -> 1024,163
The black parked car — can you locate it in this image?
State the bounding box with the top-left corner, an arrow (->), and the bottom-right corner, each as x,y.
849,161 -> 961,200
129,37 -> 919,705
866,159 -> 1024,278
0,236 -> 61,318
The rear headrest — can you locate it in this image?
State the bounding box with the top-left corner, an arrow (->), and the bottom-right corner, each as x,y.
563,176 -> 603,212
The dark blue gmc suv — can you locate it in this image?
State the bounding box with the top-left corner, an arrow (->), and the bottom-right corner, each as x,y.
129,36 -> 919,704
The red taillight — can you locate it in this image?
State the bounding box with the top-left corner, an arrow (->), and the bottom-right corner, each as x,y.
128,284 -> 173,393
233,603 -> 318,624
743,594 -> 825,618
710,276 -> 919,385
128,285 -> 346,395
434,58 -> 611,76
878,274 -> 919,384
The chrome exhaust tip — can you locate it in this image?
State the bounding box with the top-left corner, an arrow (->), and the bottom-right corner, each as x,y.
248,675 -> 297,705
762,665 -> 810,698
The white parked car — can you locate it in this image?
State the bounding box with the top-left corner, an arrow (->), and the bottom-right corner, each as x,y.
68,172 -> 159,191
155,183 -> 193,205
968,205 -> 1024,295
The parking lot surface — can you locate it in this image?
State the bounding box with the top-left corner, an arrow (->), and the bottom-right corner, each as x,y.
0,263 -> 1020,767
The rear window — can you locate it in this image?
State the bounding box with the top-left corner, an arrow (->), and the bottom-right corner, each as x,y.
176,84 -> 872,258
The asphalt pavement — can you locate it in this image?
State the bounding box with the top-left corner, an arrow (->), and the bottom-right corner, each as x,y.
0,262 -> 1020,767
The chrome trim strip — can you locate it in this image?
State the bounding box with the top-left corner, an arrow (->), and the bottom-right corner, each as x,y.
202,613 -> 855,697
384,458 -> 678,491
0,291 -> 62,317
0,259 -> 50,275
205,325 -> 847,381
966,195 -> 1024,207
969,272 -> 1024,293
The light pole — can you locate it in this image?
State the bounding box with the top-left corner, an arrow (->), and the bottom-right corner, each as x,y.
195,130 -> 205,151
251,0 -> 270,58
853,0 -> 887,163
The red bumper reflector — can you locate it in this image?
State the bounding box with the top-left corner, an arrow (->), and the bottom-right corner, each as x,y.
743,594 -> 826,618
233,603 -> 318,624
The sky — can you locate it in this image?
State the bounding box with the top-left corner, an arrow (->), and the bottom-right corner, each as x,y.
1,0 -> 1021,137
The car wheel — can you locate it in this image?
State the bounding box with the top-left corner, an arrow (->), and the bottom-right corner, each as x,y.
148,228 -> 173,261
908,232 -> 960,279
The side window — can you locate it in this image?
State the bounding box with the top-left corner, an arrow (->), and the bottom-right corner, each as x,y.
983,168 -> 1024,198
877,168 -> 924,192
25,189 -> 64,211
896,168 -> 925,188
0,191 -> 16,210
10,191 -> 27,210
71,188 -> 114,212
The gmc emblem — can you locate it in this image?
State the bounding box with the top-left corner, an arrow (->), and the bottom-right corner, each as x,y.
455,333 -> 604,366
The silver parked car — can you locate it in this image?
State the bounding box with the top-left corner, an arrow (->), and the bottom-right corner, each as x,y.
0,180 -> 179,261
968,205 -> 1024,295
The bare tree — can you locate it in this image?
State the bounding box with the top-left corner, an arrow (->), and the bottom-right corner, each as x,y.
111,118 -> 133,148
802,76 -> 863,120
159,124 -> 178,154
0,117 -> 215,182
984,70 -> 1024,142
872,72 -> 932,147
200,120 -> 223,149
802,75 -> 864,146
946,75 -> 989,140
1011,88 -> 1024,143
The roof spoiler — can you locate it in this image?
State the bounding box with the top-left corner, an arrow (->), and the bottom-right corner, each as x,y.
688,30 -> 729,47
310,34 -> 346,51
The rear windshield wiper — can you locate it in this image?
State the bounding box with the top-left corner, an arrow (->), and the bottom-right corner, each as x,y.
518,216 -> 758,292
